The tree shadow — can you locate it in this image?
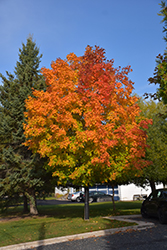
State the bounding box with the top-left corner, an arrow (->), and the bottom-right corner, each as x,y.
38,222 -> 46,240
38,222 -> 46,250
37,199 -> 119,219
34,222 -> 46,250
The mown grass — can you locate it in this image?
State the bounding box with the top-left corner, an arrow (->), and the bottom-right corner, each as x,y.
0,201 -> 142,247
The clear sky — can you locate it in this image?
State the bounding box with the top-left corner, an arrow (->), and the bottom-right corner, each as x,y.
0,0 -> 165,97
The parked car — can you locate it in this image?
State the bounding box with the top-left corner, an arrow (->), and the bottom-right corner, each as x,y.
69,191 -> 84,202
88,191 -> 112,203
141,188 -> 167,224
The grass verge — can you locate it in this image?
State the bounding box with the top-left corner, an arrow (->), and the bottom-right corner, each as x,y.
0,201 -> 142,247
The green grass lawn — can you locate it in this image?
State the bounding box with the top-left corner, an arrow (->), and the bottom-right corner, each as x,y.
0,201 -> 142,247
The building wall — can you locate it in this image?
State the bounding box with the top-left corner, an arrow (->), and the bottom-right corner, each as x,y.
118,183 -> 164,201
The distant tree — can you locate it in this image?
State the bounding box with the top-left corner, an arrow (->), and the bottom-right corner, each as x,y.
108,156 -> 145,211
0,36 -> 52,214
146,1 -> 167,104
135,98 -> 167,192
24,45 -> 151,219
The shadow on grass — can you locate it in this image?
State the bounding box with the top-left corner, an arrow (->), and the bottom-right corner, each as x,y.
35,222 -> 46,250
0,201 -> 142,221
37,201 -> 142,220
39,222 -> 46,240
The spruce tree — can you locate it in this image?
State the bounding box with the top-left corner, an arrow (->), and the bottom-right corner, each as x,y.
0,36 -> 52,214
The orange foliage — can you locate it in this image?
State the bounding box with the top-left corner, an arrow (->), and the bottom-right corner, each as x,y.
24,46 -> 151,186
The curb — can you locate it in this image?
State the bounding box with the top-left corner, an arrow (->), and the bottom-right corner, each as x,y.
0,215 -> 155,250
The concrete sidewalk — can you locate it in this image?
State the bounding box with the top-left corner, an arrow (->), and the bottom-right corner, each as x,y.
0,215 -> 155,250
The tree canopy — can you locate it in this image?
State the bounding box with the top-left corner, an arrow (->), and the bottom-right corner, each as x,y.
136,98 -> 167,191
146,1 -> 167,104
24,46 -> 151,189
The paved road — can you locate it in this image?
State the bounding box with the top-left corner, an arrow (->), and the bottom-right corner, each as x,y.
26,217 -> 167,250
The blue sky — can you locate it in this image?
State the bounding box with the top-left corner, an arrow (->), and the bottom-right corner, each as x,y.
0,0 -> 165,97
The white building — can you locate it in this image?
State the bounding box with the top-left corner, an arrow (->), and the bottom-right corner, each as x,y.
118,183 -> 163,201
55,183 -> 164,201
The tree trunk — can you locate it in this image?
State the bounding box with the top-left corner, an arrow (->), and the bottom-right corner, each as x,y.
149,180 -> 156,192
23,194 -> 29,213
163,182 -> 167,188
29,190 -> 38,215
84,186 -> 89,220
112,185 -> 116,211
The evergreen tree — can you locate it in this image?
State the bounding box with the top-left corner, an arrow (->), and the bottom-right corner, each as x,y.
0,36 -> 52,214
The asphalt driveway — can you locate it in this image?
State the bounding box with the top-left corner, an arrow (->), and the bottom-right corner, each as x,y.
27,217 -> 167,250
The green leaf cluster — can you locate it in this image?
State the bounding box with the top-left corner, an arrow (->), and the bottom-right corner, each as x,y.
147,1 -> 167,104
136,98 -> 167,189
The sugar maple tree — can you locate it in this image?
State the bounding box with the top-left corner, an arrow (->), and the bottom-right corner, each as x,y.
24,45 -> 151,193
